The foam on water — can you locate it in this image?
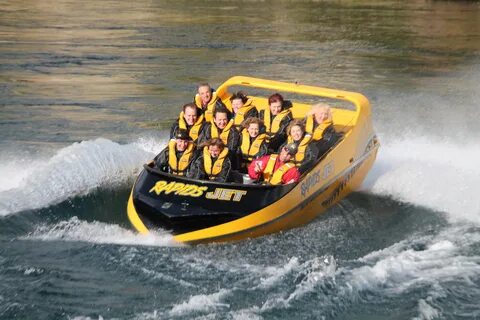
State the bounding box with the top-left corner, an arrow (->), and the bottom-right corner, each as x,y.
339,224 -> 480,316
222,225 -> 479,318
414,298 -> 441,320
133,289 -> 232,319
125,220 -> 480,319
0,159 -> 39,193
363,135 -> 480,223
0,136 -> 166,216
259,256 -> 337,312
258,257 -> 301,290
168,289 -> 231,317
22,216 -> 180,247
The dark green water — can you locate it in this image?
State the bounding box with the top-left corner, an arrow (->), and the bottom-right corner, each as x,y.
1,1 -> 480,319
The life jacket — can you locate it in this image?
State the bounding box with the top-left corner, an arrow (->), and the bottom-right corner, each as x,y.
305,115 -> 334,141
240,130 -> 266,162
202,146 -> 229,180
287,134 -> 312,166
178,112 -> 204,142
233,99 -> 256,130
167,139 -> 195,176
194,92 -> 231,122
210,119 -> 234,146
263,154 -> 295,185
263,109 -> 291,143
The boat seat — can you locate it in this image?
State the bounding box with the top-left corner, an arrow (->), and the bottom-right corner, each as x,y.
282,100 -> 293,110
229,170 -> 244,184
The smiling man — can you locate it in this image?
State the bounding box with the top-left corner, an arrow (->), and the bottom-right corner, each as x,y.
154,129 -> 197,176
194,83 -> 228,122
248,142 -> 300,185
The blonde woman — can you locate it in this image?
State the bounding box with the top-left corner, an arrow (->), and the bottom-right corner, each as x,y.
305,103 -> 341,158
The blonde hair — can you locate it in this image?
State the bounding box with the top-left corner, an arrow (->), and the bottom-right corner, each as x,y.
286,119 -> 305,136
241,117 -> 264,130
308,103 -> 332,122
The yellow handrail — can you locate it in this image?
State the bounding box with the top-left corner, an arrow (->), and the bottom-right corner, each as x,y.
216,76 -> 371,120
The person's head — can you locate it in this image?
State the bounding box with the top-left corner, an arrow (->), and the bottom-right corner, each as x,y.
174,129 -> 190,151
213,106 -> 229,129
268,93 -> 284,116
230,91 -> 248,114
198,83 -> 212,105
279,143 -> 298,162
242,117 -> 264,138
287,120 -> 305,142
182,103 -> 198,125
310,103 -> 332,124
204,138 -> 225,158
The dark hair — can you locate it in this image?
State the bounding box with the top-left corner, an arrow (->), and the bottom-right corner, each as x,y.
201,138 -> 225,150
213,106 -> 229,118
268,93 -> 284,106
230,91 -> 248,104
241,117 -> 264,130
182,103 -> 198,113
174,129 -> 190,140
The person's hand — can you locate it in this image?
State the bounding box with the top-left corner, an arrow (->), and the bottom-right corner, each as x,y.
254,161 -> 263,173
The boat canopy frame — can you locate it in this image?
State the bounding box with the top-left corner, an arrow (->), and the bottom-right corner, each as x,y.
216,76 -> 372,125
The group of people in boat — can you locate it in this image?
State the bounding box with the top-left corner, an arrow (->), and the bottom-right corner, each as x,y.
154,83 -> 341,185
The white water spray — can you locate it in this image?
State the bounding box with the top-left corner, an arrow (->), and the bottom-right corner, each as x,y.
0,137 -> 167,216
363,135 -> 480,224
22,216 -> 180,247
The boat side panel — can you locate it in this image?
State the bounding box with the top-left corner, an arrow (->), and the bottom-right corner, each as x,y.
175,146 -> 378,244
130,169 -> 294,234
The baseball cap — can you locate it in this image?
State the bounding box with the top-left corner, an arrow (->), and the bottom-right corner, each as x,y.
175,129 -> 190,140
283,143 -> 298,155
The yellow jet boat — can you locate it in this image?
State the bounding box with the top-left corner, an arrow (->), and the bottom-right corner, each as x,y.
127,76 -> 379,244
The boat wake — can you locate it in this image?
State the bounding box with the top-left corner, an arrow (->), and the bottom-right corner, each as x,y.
0,136 -> 166,216
129,223 -> 480,320
2,127 -> 478,238
363,135 -> 480,224
21,216 -> 180,247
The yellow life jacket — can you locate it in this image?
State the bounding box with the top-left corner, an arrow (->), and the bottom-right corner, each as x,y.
203,146 -> 229,180
263,109 -> 291,142
263,154 -> 295,185
233,99 -> 256,129
287,134 -> 312,165
167,139 -> 195,176
194,92 -> 231,122
178,112 -> 204,142
305,115 -> 333,141
210,119 -> 234,146
240,130 -> 266,162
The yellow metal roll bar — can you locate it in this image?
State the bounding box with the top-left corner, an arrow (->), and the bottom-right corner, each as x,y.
216,76 -> 371,122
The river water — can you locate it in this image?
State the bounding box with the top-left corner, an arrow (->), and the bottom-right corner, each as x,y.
1,1 -> 480,319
